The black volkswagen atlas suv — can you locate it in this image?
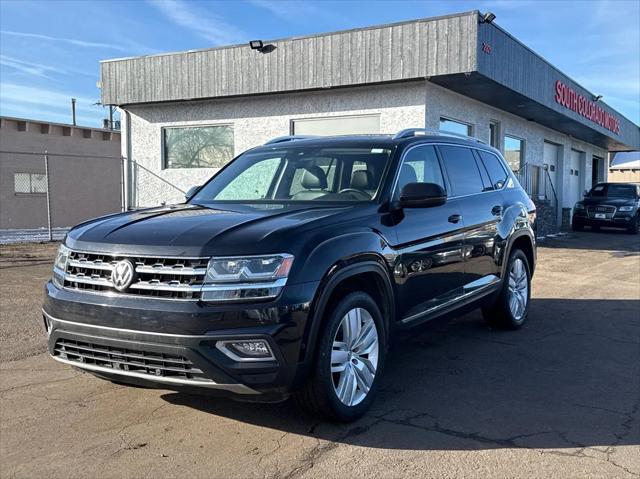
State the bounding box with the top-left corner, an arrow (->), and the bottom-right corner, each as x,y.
572,182 -> 640,234
44,129 -> 537,421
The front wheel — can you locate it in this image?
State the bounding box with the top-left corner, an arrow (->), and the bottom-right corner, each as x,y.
294,291 -> 385,422
482,249 -> 531,330
627,216 -> 639,234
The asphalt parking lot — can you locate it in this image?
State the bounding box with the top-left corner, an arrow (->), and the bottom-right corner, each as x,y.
1,231 -> 639,478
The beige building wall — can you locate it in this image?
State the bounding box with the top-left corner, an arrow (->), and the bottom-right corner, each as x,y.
608,169 -> 640,183
0,117 -> 122,229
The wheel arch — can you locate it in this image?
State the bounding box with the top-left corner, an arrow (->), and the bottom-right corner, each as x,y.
300,258 -> 395,371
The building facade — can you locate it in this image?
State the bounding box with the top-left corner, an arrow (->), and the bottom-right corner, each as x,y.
99,11 -> 640,230
609,152 -> 640,183
0,116 -> 122,230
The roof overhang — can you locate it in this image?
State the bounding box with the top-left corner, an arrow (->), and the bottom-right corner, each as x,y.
99,11 -> 639,151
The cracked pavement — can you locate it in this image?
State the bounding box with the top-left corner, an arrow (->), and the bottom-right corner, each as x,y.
1,231 -> 639,478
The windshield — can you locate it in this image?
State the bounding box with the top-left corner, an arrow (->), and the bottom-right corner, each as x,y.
589,183 -> 637,198
191,145 -> 394,203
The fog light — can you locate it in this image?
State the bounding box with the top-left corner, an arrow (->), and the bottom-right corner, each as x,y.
216,340 -> 275,362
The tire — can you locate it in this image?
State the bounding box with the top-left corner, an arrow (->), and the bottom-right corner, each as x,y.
293,291 -> 386,422
482,249 -> 531,330
571,222 -> 583,232
627,216 -> 639,235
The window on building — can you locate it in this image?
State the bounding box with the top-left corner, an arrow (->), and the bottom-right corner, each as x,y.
504,135 -> 525,171
439,117 -> 472,136
394,145 -> 445,200
163,125 -> 234,169
14,173 -> 47,194
489,121 -> 500,148
291,114 -> 380,136
439,146 -> 484,196
478,150 -> 510,190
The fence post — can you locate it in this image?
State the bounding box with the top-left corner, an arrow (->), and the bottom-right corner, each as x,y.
44,150 -> 53,241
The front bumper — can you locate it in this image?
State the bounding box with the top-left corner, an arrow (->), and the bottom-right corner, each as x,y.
572,212 -> 636,228
43,279 -> 319,400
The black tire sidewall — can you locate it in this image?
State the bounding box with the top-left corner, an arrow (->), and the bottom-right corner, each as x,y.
314,292 -> 386,421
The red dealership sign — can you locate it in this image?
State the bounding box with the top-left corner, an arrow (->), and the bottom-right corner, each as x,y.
554,80 -> 620,134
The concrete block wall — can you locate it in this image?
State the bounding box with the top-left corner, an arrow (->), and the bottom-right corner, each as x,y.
124,82 -> 427,206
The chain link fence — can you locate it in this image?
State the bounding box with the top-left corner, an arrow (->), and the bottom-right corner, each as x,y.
0,151 -> 186,244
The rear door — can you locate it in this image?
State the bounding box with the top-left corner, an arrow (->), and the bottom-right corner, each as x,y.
389,144 -> 466,325
438,145 -> 504,288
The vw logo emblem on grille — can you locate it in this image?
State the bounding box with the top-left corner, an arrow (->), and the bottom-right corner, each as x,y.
111,260 -> 135,291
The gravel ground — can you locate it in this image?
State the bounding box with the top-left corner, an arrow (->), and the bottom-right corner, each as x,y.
1,231 -> 639,478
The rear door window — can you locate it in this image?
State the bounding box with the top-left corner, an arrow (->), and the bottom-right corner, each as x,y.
478,150 -> 510,190
438,146 -> 485,196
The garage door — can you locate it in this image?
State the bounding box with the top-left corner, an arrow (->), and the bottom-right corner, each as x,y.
569,149 -> 583,209
543,142 -> 559,200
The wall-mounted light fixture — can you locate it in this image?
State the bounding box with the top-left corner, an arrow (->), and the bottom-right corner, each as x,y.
249,40 -> 276,54
480,12 -> 496,23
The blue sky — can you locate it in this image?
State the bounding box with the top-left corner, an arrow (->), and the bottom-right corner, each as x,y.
1,0 -> 638,127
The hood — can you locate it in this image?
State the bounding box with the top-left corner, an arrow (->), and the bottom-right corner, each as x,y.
580,197 -> 638,207
66,203 -> 369,257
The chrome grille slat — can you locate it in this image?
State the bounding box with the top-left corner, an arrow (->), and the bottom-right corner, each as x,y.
54,338 -> 209,380
63,250 -> 208,300
135,265 -> 207,276
586,205 -> 617,219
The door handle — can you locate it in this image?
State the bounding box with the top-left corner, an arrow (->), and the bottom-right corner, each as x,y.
448,214 -> 462,224
492,205 -> 503,216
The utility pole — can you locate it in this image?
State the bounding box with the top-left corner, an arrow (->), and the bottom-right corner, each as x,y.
71,98 -> 77,126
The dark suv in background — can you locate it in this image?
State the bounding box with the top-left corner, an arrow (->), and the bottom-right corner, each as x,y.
572,182 -> 640,234
44,129 -> 536,421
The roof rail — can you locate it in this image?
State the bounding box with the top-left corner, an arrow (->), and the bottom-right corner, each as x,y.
393,128 -> 486,144
264,135 -> 319,145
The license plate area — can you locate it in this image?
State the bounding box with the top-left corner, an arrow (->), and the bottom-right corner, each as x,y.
595,213 -> 606,219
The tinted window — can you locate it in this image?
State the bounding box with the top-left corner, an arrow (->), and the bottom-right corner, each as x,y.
439,146 -> 484,196
478,150 -> 509,190
394,145 -> 445,200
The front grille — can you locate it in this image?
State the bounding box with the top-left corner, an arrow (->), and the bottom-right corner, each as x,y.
587,205 -> 616,219
63,251 -> 208,300
54,338 -> 210,381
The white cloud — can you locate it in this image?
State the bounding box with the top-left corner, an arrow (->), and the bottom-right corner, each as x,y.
0,30 -> 132,52
0,83 -> 100,115
148,0 -> 247,45
0,55 -> 67,78
247,0 -> 329,22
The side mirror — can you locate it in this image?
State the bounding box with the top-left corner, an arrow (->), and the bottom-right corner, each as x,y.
400,182 -> 447,208
185,185 -> 201,201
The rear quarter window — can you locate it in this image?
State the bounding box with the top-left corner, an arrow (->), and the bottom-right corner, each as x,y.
478,150 -> 510,190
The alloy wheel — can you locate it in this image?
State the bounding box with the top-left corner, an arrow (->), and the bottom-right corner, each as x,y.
331,307 -> 379,406
508,258 -> 528,321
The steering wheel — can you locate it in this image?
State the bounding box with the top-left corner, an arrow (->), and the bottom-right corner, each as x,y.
338,188 -> 371,199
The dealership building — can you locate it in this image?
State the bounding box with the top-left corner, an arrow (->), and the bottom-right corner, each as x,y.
99,10 -> 640,232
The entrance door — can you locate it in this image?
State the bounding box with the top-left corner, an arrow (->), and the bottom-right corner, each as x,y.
570,149 -> 583,208
592,156 -> 603,187
543,142 -> 559,200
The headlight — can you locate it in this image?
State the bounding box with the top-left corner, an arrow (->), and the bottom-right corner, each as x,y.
574,203 -> 585,210
202,254 -> 294,302
618,206 -> 634,212
52,244 -> 70,288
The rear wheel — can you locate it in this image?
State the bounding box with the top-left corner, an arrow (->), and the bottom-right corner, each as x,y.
482,249 -> 531,330
294,291 -> 385,422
